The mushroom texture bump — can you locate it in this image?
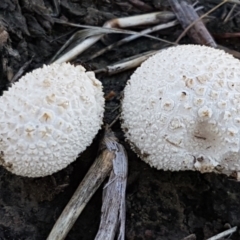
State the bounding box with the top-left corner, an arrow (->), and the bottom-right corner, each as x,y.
121,45 -> 240,175
0,63 -> 105,177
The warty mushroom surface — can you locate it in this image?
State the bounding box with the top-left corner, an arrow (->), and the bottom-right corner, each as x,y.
0,63 -> 105,177
121,44 -> 240,175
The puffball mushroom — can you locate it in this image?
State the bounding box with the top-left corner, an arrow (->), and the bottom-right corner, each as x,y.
0,63 -> 105,177
121,44 -> 240,175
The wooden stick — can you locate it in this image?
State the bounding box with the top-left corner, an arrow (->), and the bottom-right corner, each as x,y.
94,129 -> 128,240
94,50 -> 161,75
47,130 -> 116,240
169,0 -> 217,47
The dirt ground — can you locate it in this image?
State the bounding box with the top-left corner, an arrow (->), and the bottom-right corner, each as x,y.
1,0 -> 240,239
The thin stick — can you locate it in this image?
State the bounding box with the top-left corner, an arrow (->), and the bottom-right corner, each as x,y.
223,3 -> 237,22
53,35 -> 102,64
47,130 -> 116,240
94,50 -> 161,75
108,114 -> 121,128
169,0 -> 217,46
175,0 -> 228,44
10,56 -> 34,83
206,226 -> 237,240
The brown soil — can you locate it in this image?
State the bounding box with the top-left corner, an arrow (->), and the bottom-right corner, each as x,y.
0,0 -> 240,239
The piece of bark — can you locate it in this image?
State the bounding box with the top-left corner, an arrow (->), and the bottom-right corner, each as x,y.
0,25 -> 9,47
169,0 -> 217,47
94,128 -> 128,240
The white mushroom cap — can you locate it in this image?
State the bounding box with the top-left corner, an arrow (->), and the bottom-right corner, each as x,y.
121,45 -> 240,175
0,63 -> 105,177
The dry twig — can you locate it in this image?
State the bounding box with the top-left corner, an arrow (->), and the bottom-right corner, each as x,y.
94,50 -> 161,75
95,127 -> 128,240
172,0 -> 234,44
169,0 -> 217,46
47,128 -> 127,240
169,0 -> 240,59
47,130 -> 114,239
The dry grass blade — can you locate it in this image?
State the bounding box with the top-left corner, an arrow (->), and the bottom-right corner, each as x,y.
52,18 -> 167,38
51,0 -> 60,17
180,234 -> 196,240
10,56 -> 34,83
47,129 -> 118,240
95,127 -> 128,240
50,29 -> 104,63
223,3 -> 237,22
51,12 -> 175,63
88,20 -> 178,61
206,226 -> 237,240
51,27 -> 163,64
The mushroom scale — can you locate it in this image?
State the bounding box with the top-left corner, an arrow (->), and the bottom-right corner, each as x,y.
0,63 -> 105,177
121,45 -> 240,175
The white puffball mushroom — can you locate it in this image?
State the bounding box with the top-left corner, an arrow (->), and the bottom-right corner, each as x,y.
121,44 -> 240,176
0,63 -> 105,177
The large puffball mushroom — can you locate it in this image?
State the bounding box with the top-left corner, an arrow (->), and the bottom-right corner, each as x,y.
0,63 -> 105,177
121,44 -> 240,175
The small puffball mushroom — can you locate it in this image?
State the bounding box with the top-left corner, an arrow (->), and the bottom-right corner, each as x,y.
121,45 -> 240,175
0,63 -> 105,177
